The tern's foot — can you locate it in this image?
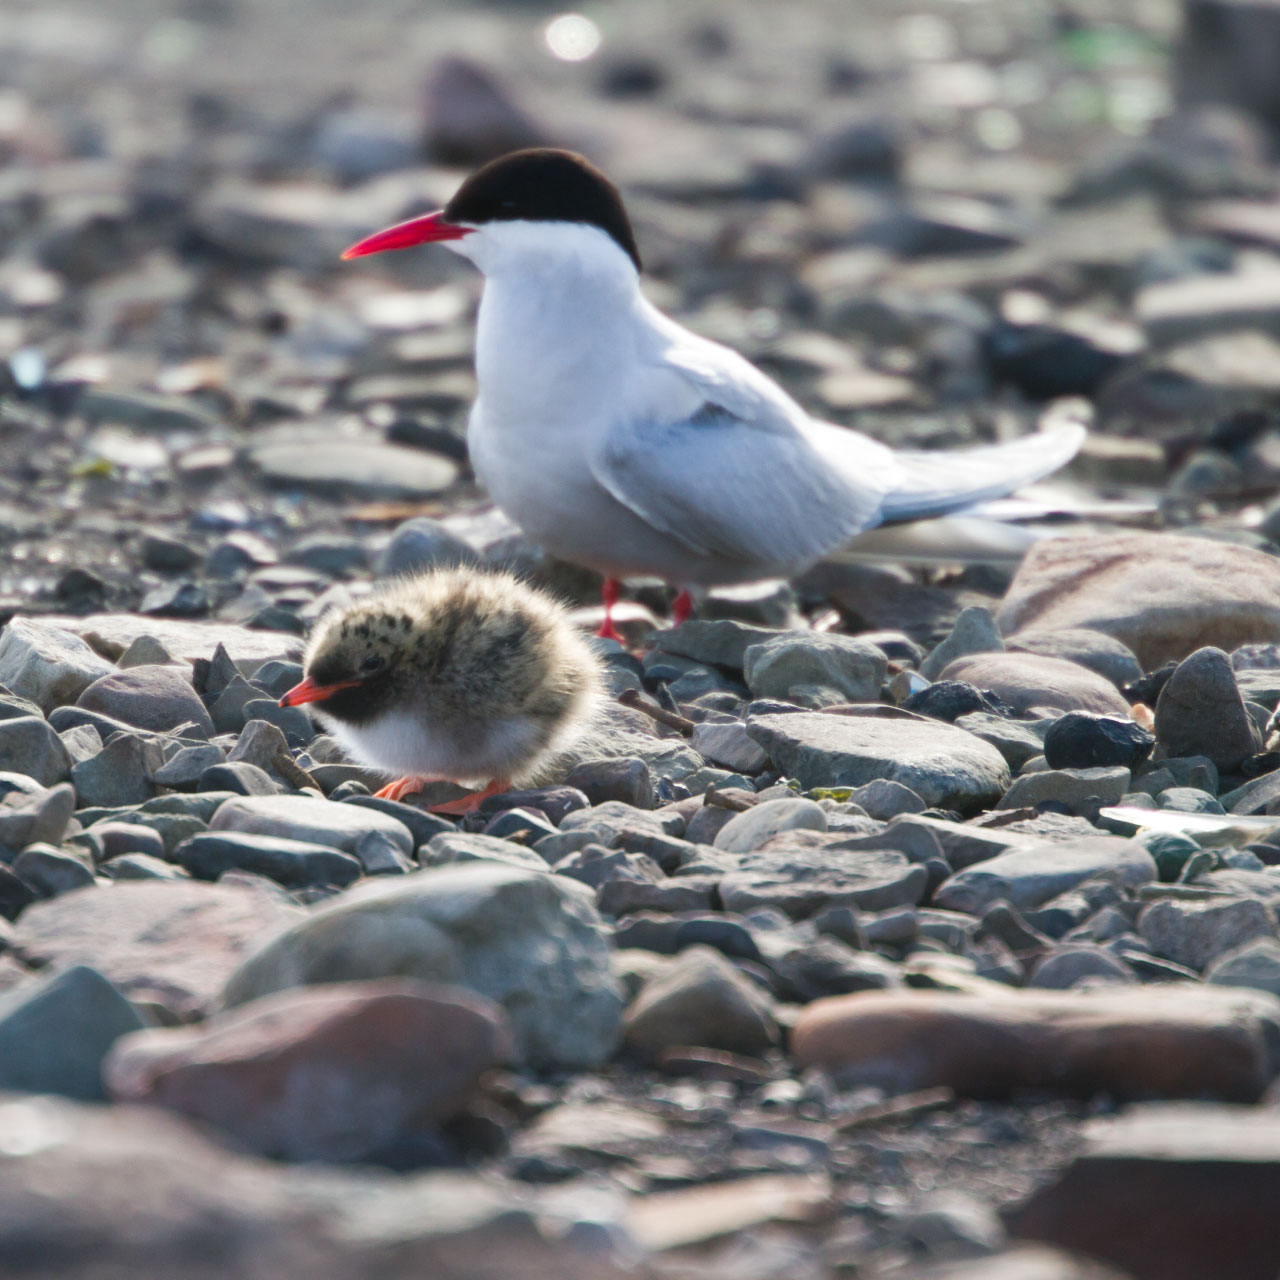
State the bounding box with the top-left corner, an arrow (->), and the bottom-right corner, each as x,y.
424,778 -> 512,816
671,589 -> 693,626
594,618 -> 625,643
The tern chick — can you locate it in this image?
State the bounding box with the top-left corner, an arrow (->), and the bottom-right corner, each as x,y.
342,147 -> 1086,639
279,568 -> 603,813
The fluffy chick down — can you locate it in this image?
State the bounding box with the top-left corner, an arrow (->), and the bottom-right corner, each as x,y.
300,568 -> 603,785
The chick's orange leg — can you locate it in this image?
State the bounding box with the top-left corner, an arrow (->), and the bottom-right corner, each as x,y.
425,778 -> 512,816
594,577 -> 625,643
672,589 -> 693,626
375,776 -> 434,802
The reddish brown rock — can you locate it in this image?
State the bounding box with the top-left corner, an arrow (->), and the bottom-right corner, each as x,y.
12,881 -> 302,1018
995,532 -> 1280,668
791,986 -> 1280,1101
939,652 -> 1131,716
1007,1103 -> 1280,1280
105,979 -> 512,1162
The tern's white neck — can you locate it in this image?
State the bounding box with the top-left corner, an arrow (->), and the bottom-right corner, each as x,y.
454,220 -> 651,429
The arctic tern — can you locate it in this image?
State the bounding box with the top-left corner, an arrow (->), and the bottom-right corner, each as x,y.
343,148 -> 1085,638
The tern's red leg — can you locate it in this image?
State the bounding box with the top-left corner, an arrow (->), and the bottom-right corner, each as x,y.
672,589 -> 693,626
375,775 -> 431,802
425,777 -> 512,816
595,577 -> 624,642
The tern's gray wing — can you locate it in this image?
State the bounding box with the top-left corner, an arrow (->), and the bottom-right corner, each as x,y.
590,333 -> 897,569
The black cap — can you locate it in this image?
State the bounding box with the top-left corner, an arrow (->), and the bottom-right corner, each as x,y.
444,148 -> 642,272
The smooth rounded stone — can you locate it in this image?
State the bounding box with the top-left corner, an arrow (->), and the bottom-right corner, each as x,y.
198,761 -> 282,797
0,618 -> 116,713
376,516 -> 480,577
209,794 -> 413,858
0,783 -> 75,851
1137,896 -> 1277,972
939,653 -> 1131,717
1157,786 -> 1224,814
1006,628 -> 1144,690
1206,937 -> 1280,997
713,797 -> 828,854
106,854 -> 189,881
92,821 -> 167,863
13,844 -> 95,898
920,606 -> 1005,681
997,532 -> 1280,669
746,711 -> 1011,811
621,945 -> 780,1059
1028,944 -> 1136,989
0,717 -> 71,789
792,985 -> 1280,1100
720,836 -> 929,919
13,880 -> 302,1018
1044,712 -> 1155,771
153,744 -> 225,788
847,778 -> 926,820
0,965 -> 145,1101
954,712 -> 1048,770
688,721 -> 769,774
105,979 -> 511,1163
743,633 -> 887,703
935,836 -> 1157,915
223,863 -> 623,1070
1155,646 -> 1262,772
997,766 -> 1131,815
250,438 -> 459,501
77,666 -> 214,737
71,733 -> 165,809
482,807 -> 557,844
651,619 -> 784,671
420,830 -> 545,871
174,833 -> 362,889
340,795 -> 453,849
562,757 -> 654,809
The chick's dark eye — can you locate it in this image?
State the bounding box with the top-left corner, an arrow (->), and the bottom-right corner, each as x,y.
361,655 -> 385,674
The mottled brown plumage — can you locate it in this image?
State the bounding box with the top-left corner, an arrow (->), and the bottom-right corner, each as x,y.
286,568 -> 602,808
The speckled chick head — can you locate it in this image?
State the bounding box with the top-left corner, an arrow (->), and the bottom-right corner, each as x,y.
298,567 -> 603,783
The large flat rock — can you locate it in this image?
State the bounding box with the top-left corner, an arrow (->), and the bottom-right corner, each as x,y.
34,614 -> 301,673
746,710 -> 1010,811
12,881 -> 302,1018
791,985 -> 1280,1101
1007,1102 -> 1280,1280
934,834 -> 1156,914
995,532 -> 1280,668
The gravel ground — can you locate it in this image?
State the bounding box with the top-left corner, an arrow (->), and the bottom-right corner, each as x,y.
5,2 -> 1280,1278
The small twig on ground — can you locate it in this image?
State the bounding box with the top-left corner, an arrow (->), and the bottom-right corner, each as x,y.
618,687 -> 696,737
834,1086 -> 955,1133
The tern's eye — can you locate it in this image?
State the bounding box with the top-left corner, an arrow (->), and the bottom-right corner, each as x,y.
360,655 -> 385,675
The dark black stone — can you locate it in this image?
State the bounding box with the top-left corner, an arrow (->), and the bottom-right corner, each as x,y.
1043,711 -> 1156,770
984,322 -> 1128,400
902,681 -> 1013,722
0,864 -> 37,920
1123,661 -> 1177,706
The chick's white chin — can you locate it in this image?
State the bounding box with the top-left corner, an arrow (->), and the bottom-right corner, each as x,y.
315,708 -> 546,785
